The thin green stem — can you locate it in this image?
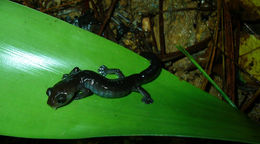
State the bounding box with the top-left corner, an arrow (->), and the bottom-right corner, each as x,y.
176,45 -> 237,109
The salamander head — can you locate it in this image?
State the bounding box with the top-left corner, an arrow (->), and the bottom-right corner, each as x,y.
46,81 -> 76,109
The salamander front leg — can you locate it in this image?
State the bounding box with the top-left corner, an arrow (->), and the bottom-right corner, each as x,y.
62,67 -> 81,80
74,88 -> 93,100
136,86 -> 153,104
98,65 -> 125,78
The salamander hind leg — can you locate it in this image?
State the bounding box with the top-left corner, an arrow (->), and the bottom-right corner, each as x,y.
136,86 -> 153,104
62,74 -> 69,80
98,65 -> 125,78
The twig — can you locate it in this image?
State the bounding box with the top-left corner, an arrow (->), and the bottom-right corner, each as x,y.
220,0 -> 226,100
159,37 -> 212,62
149,16 -> 159,53
40,0 -> 83,13
96,0 -> 104,18
241,88 -> 260,112
233,4 -> 241,107
89,0 -> 99,18
218,46 -> 260,86
159,0 -> 166,55
224,2 -> 236,103
98,0 -> 119,36
162,7 -> 216,13
22,0 -> 34,8
239,47 -> 260,57
200,2 -> 220,90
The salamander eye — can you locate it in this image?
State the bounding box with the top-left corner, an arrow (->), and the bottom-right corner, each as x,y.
73,67 -> 80,72
55,94 -> 67,104
46,88 -> 52,96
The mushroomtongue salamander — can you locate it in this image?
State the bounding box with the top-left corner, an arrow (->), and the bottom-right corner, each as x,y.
46,52 -> 161,109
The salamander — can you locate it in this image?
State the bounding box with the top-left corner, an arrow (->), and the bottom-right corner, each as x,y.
46,52 -> 161,109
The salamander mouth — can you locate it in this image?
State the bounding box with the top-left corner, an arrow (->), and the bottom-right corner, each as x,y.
47,97 -> 58,109
47,94 -> 76,110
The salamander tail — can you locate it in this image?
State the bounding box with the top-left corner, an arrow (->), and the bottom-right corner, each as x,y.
139,52 -> 162,85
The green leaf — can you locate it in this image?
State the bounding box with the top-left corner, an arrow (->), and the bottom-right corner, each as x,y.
0,1 -> 259,143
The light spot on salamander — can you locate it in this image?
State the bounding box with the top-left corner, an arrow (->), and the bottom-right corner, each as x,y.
91,79 -> 94,85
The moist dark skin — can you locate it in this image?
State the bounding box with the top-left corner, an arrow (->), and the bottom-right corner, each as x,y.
46,52 -> 161,109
